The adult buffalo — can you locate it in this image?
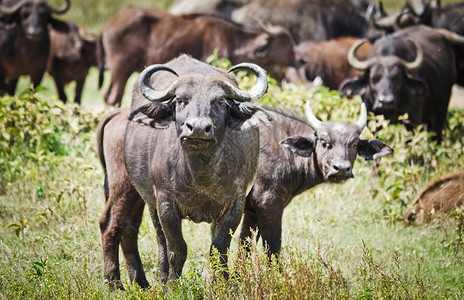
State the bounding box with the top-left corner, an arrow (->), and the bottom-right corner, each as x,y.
100,7 -> 299,106
169,0 -> 369,42
98,55 -> 269,289
0,0 -> 70,95
340,25 -> 464,142
370,0 -> 464,86
285,37 -> 372,90
47,20 -> 97,104
239,101 -> 393,258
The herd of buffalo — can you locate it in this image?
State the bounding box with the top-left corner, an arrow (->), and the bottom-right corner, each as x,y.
2,0 -> 463,290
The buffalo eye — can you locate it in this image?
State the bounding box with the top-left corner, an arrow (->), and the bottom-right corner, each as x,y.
175,97 -> 188,105
371,75 -> 381,84
213,97 -> 227,108
321,140 -> 332,150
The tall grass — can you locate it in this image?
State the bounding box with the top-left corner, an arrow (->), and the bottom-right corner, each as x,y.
1,69 -> 464,298
2,0 -> 464,298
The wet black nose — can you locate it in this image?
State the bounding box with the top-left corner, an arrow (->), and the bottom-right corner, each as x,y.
185,118 -> 214,139
378,94 -> 395,105
332,161 -> 353,178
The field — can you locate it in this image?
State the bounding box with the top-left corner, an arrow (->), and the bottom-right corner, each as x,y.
1,0 -> 464,299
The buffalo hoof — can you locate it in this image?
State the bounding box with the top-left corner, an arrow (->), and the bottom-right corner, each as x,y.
104,279 -> 125,291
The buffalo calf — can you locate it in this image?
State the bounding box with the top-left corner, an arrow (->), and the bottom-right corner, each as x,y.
47,20 -> 98,104
239,101 -> 393,258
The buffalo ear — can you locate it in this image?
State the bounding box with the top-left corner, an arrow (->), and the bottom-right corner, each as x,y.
129,102 -> 173,128
339,74 -> 369,98
228,101 -> 271,129
281,135 -> 316,157
49,17 -> 70,33
252,33 -> 271,58
357,139 -> 393,160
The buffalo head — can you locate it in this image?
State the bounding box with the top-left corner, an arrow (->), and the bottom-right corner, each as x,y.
282,101 -> 393,183
0,0 -> 70,40
251,22 -> 304,77
129,61 -> 268,153
340,37 -> 427,116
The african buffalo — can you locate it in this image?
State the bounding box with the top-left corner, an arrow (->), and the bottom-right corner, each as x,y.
0,0 -> 70,96
405,170 -> 464,224
285,37 -> 372,90
239,101 -> 393,258
168,0 -> 369,42
98,54 -> 269,289
47,20 -> 97,104
370,0 -> 464,86
100,7 -> 299,106
340,25 -> 464,142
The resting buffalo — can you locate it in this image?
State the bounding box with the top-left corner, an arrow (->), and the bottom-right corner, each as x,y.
98,55 -> 268,289
340,25 -> 464,142
100,7 -> 299,106
47,20 -> 97,104
405,170 -> 464,224
239,101 -> 393,258
285,37 -> 372,90
0,0 -> 70,95
169,0 -> 369,42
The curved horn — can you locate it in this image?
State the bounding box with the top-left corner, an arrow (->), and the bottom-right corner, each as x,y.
225,63 -> 268,102
347,39 -> 370,71
48,0 -> 71,14
407,0 -> 430,16
435,28 -> 464,45
355,102 -> 368,131
0,0 -> 31,14
305,101 -> 323,131
139,65 -> 179,102
402,40 -> 423,71
396,8 -> 413,28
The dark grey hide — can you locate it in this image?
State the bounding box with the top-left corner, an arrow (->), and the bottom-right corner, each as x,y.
340,25 -> 461,142
239,101 -> 393,258
122,55 -> 267,285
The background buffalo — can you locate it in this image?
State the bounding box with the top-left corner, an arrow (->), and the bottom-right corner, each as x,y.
0,0 -> 70,95
99,7 -> 300,106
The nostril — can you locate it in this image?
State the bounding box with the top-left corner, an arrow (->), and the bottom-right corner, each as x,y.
333,165 -> 339,171
205,124 -> 212,133
186,123 -> 193,131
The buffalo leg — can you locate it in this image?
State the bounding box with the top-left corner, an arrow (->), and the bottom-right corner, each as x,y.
53,77 -> 68,103
157,196 -> 187,283
6,78 -> 18,95
147,204 -> 169,283
99,183 -> 143,290
210,194 -> 246,279
239,199 -> 259,252
256,204 -> 284,259
104,68 -> 132,107
120,197 -> 150,288
74,78 -> 86,105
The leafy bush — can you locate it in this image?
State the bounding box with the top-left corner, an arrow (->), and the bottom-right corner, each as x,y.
0,89 -> 100,193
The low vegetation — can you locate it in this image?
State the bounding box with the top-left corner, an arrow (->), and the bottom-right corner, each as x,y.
1,57 -> 464,298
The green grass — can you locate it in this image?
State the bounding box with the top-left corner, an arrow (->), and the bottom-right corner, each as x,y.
2,0 -> 464,298
1,71 -> 464,298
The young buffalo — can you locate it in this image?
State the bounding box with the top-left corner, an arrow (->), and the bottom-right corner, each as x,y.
239,101 -> 393,258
